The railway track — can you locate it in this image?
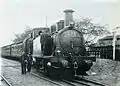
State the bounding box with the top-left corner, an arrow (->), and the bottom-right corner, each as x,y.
30,72 -> 64,86
62,78 -> 105,86
73,76 -> 105,86
30,71 -> 105,86
62,79 -> 79,86
72,79 -> 104,86
1,75 -> 13,86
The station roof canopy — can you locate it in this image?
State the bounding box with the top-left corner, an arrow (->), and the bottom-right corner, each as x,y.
99,35 -> 120,41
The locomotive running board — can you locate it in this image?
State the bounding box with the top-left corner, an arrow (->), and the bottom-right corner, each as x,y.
32,55 -> 96,61
58,56 -> 96,62
74,56 -> 96,62
32,55 -> 54,59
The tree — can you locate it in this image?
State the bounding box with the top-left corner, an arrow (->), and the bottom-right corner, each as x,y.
13,27 -> 32,42
74,18 -> 110,46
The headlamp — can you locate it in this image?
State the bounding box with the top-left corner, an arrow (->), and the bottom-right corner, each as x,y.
56,50 -> 61,53
47,62 -> 51,66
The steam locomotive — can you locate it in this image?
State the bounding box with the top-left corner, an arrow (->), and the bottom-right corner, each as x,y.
1,9 -> 96,78
38,25 -> 96,77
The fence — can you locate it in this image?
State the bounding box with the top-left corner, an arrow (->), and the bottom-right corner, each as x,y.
87,45 -> 120,61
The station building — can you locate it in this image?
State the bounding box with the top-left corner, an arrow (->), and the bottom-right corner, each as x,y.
89,35 -> 120,60
98,35 -> 120,47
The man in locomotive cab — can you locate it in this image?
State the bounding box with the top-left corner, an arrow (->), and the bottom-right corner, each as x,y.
39,30 -> 54,56
21,33 -> 33,74
44,34 -> 54,56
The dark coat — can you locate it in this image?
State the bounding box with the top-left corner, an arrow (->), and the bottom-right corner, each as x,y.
40,33 -> 51,45
23,37 -> 33,55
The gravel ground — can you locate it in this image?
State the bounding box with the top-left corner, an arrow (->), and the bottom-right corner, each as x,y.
86,58 -> 120,86
1,58 -> 58,86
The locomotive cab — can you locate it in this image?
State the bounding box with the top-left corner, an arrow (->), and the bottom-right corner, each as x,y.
40,33 -> 54,56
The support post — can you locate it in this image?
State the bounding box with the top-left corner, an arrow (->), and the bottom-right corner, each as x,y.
112,26 -> 120,60
112,31 -> 116,60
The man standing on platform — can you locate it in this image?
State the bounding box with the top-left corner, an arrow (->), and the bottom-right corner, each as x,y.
27,33 -> 33,72
21,33 -> 33,74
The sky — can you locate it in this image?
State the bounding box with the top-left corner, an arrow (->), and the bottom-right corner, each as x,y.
0,0 -> 120,47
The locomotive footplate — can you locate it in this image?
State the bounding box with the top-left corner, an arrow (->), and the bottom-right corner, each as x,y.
72,56 -> 96,62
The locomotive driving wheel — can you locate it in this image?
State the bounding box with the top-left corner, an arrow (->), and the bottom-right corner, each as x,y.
45,62 -> 58,78
45,61 -> 62,79
62,68 -> 74,80
45,62 -> 51,76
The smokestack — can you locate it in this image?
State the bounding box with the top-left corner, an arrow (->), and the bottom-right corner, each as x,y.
63,9 -> 74,27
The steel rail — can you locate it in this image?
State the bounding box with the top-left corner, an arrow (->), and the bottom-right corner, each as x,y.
1,75 -> 13,86
30,72 -> 64,86
72,79 -> 95,86
62,79 -> 77,86
80,79 -> 105,86
62,79 -> 104,86
74,76 -> 105,86
2,65 -> 21,67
